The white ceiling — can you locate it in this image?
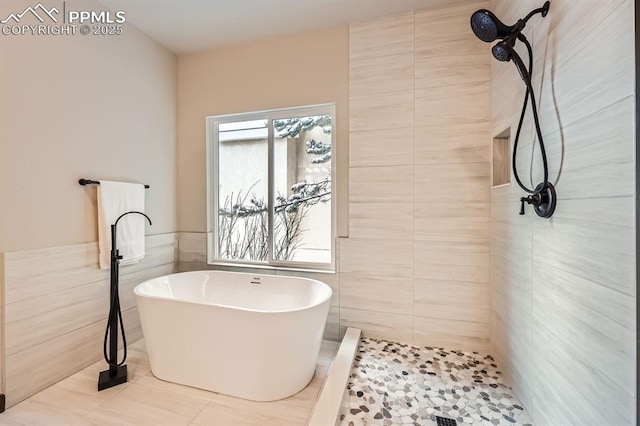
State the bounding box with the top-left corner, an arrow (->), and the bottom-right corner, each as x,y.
98,0 -> 478,54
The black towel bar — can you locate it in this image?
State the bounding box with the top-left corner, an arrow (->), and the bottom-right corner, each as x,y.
79,179 -> 149,189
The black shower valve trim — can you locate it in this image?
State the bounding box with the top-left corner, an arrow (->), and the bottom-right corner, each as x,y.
519,183 -> 556,218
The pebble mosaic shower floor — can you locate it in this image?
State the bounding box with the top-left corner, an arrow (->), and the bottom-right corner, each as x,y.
338,338 -> 534,426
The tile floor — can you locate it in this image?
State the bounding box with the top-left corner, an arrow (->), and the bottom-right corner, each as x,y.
339,338 -> 534,426
2,339 -> 339,426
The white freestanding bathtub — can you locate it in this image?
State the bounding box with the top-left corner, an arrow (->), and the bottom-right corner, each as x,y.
134,270 -> 332,401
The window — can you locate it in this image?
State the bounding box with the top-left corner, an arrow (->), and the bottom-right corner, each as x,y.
206,104 -> 335,271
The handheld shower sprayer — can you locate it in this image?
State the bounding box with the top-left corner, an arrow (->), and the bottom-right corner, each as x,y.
471,1 -> 556,218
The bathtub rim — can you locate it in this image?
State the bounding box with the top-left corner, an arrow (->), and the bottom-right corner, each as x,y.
133,269 -> 333,314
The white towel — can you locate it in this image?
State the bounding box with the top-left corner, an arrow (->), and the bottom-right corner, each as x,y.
97,181 -> 146,270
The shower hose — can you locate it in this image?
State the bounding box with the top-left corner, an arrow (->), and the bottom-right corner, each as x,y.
512,36 -> 550,194
103,273 -> 127,369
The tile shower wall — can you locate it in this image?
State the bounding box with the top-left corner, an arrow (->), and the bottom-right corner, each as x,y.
342,2 -> 491,350
489,0 -> 635,424
2,234 -> 177,407
177,1 -> 492,351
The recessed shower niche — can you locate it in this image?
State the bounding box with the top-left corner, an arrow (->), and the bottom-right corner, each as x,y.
492,129 -> 510,188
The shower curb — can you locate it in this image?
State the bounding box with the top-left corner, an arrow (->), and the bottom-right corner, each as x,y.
308,327 -> 361,426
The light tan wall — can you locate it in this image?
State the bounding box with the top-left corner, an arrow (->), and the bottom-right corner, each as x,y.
0,0 -> 178,253
0,0 -> 179,406
490,1 -> 635,424
341,2 -> 491,350
177,26 -> 349,235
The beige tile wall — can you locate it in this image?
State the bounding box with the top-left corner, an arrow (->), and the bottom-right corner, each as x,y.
489,0 -> 635,424
3,234 -> 177,407
342,2 -> 491,351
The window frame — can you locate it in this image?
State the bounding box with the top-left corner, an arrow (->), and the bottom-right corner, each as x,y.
206,103 -> 336,272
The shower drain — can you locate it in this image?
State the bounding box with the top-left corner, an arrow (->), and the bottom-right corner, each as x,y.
435,416 -> 458,426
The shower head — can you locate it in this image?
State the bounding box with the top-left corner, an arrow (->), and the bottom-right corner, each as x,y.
470,9 -> 514,42
472,2 -> 550,81
491,39 -> 513,62
492,40 -> 530,82
470,2 -> 550,43
470,2 -> 556,218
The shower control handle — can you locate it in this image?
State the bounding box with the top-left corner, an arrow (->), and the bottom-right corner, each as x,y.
518,183 -> 557,218
519,192 -> 541,215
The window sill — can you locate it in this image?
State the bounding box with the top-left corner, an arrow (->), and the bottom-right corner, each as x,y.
207,261 -> 336,275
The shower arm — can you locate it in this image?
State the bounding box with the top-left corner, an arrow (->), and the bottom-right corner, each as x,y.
522,3 -> 550,24
501,1 -> 550,47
